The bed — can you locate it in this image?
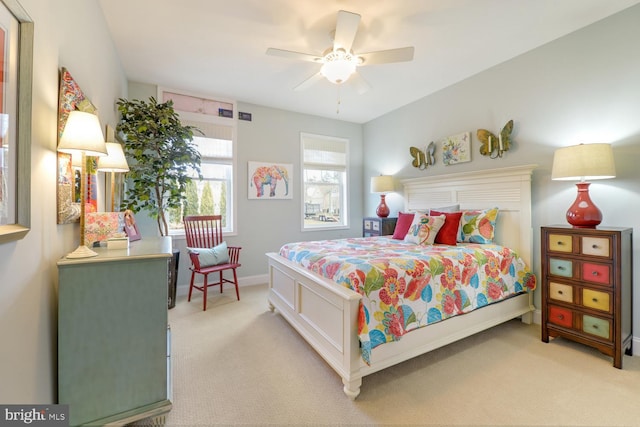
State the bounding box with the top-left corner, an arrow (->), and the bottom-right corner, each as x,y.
266,164 -> 537,399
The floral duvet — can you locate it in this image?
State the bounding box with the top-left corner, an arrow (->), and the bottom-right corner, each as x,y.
279,236 -> 536,364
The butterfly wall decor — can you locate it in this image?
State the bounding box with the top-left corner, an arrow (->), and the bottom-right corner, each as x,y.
477,119 -> 514,158
409,141 -> 436,170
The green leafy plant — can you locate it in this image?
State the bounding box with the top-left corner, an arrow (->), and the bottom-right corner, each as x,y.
116,97 -> 202,236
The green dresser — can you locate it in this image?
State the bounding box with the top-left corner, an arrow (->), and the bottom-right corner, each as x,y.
57,237 -> 173,426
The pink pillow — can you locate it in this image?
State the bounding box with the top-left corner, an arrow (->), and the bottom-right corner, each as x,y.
430,210 -> 463,245
392,212 -> 415,240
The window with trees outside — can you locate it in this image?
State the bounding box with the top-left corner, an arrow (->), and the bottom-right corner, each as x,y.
301,133 -> 349,230
161,90 -> 236,235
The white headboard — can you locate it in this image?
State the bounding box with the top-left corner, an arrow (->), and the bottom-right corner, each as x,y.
400,164 -> 537,267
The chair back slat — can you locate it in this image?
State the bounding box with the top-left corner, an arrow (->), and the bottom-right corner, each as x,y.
183,215 -> 224,248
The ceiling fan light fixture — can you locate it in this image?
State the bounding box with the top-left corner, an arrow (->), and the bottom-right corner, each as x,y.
320,49 -> 358,84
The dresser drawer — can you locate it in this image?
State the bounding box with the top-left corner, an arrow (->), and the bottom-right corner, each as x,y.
548,305 -> 573,328
582,288 -> 611,313
581,236 -> 611,258
549,258 -> 573,278
549,282 -> 573,303
581,262 -> 611,286
548,233 -> 573,253
582,314 -> 611,340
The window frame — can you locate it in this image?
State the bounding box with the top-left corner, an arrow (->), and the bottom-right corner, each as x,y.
300,132 -> 349,232
158,87 -> 238,237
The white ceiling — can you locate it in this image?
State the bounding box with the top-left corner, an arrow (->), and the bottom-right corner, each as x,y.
98,0 -> 640,124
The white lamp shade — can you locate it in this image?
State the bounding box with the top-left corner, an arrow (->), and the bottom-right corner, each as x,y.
551,143 -> 616,181
97,142 -> 130,172
371,175 -> 394,193
57,111 -> 108,157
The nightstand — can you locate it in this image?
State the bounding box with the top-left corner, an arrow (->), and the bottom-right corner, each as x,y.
541,225 -> 633,368
363,217 -> 397,237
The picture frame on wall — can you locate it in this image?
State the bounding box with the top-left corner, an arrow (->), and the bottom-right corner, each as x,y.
441,131 -> 471,166
0,0 -> 33,244
248,161 -> 292,200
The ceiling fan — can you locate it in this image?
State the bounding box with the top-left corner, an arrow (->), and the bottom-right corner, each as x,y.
266,10 -> 414,94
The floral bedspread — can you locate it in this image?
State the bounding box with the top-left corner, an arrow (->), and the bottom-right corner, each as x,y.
279,237 -> 536,364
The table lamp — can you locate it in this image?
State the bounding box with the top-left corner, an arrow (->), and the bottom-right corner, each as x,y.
97,142 -> 129,211
551,143 -> 616,228
57,111 -> 108,258
370,175 -> 394,218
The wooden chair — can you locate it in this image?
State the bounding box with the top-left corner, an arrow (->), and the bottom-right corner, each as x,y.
183,215 -> 241,310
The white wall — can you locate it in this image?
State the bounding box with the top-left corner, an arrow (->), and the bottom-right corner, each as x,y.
363,6 -> 640,341
0,0 -> 126,403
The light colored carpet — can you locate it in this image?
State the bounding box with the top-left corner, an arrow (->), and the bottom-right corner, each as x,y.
159,284 -> 640,426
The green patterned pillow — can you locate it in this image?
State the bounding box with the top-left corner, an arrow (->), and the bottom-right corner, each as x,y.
458,208 -> 499,244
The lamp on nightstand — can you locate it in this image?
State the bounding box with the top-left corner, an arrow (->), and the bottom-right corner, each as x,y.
57,111 -> 108,258
371,175 -> 394,218
551,143 -> 616,228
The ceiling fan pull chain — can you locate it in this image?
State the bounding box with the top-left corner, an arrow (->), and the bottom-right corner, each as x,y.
336,86 -> 341,114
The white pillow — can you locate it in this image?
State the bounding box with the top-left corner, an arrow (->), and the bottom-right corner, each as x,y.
188,241 -> 229,267
404,214 -> 446,246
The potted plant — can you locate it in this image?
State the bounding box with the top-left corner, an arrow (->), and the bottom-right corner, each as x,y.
116,97 -> 201,308
116,96 -> 202,236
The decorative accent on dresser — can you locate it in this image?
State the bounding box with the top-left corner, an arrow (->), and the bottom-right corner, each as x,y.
541,225 -> 633,368
363,217 -> 397,237
57,237 -> 173,425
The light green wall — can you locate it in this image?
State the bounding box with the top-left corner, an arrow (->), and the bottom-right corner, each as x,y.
363,5 -> 640,336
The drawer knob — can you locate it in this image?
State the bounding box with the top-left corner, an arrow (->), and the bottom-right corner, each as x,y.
557,241 -> 564,245
558,266 -> 566,270
593,324 -> 599,329
592,244 -> 599,249
592,298 -> 598,303
592,271 -> 599,276
558,290 -> 563,295
557,314 -> 564,320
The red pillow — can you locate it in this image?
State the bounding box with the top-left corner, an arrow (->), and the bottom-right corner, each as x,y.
430,210 -> 463,245
392,212 -> 415,240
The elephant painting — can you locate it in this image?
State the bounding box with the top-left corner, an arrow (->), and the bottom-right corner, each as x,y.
250,164 -> 290,198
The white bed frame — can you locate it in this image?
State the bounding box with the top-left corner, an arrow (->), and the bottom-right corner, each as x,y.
267,165 -> 537,399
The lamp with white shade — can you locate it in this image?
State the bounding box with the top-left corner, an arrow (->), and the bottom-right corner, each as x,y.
97,142 -> 129,212
370,175 -> 394,218
57,111 -> 108,258
551,143 -> 616,228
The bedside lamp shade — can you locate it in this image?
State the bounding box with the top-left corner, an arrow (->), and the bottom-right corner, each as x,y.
97,142 -> 130,211
551,143 -> 616,228
58,111 -> 108,258
371,175 -> 394,218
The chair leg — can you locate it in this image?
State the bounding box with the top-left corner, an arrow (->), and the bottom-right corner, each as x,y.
219,271 -> 224,293
203,273 -> 209,311
188,271 -> 196,302
233,268 -> 240,301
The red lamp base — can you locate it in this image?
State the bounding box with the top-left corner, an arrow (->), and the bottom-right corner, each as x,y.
566,182 -> 602,228
376,194 -> 390,218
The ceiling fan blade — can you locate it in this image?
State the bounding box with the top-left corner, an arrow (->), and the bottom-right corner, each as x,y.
334,10 -> 361,52
349,72 -> 371,95
266,48 -> 321,63
294,72 -> 324,91
358,47 -> 415,65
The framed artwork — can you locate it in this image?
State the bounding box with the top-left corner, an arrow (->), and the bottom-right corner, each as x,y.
0,0 -> 33,244
248,161 -> 292,200
441,131 -> 471,165
56,67 -> 99,224
123,209 -> 141,241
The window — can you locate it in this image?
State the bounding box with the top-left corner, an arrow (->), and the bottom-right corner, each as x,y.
160,89 -> 236,235
301,133 -> 349,230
